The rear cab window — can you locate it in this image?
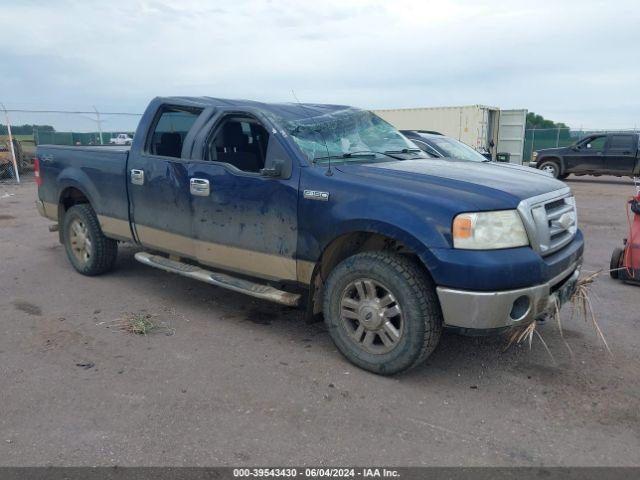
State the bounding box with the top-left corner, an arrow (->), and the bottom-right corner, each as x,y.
146,105 -> 203,158
607,135 -> 636,152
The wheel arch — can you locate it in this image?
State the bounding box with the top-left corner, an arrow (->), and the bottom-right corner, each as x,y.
56,183 -> 96,242
305,225 -> 438,319
538,156 -> 564,174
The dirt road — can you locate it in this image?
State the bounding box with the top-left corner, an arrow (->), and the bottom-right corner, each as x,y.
1,176 -> 638,466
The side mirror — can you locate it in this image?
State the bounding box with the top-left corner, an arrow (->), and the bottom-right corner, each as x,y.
260,159 -> 284,178
571,145 -> 579,151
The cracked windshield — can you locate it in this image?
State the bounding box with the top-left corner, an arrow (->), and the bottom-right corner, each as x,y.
279,109 -> 428,165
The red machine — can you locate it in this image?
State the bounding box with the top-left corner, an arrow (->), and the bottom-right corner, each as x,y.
610,188 -> 640,285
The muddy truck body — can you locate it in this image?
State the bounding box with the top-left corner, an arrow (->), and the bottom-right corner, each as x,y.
35,97 -> 584,374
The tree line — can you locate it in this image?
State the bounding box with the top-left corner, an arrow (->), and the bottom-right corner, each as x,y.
526,112 -> 568,130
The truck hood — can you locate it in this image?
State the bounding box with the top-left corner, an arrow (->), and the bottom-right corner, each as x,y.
336,159 -> 568,209
535,146 -> 566,155
490,161 -> 555,177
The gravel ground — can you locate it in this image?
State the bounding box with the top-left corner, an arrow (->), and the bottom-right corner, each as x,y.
0,176 -> 638,466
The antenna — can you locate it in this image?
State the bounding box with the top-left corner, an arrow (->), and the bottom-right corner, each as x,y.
291,89 -> 333,176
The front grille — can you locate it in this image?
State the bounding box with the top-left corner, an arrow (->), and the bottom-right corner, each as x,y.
544,199 -> 565,212
541,196 -> 577,254
518,190 -> 578,256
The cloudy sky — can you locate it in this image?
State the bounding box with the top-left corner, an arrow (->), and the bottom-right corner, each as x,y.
1,0 -> 639,130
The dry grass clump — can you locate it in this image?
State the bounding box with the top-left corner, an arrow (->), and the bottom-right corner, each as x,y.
569,270 -> 612,355
110,312 -> 174,336
505,270 -> 612,359
505,319 -> 555,361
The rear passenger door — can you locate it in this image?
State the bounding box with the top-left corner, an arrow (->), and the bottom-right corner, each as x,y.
603,134 -> 638,175
188,112 -> 300,282
128,105 -> 204,257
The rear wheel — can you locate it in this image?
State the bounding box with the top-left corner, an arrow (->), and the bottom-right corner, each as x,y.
539,160 -> 561,179
323,251 -> 442,375
63,204 -> 117,276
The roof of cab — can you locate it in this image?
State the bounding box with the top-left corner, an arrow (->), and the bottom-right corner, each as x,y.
154,96 -> 355,121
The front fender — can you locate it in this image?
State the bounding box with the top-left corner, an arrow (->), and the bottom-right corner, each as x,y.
321,219 -> 444,275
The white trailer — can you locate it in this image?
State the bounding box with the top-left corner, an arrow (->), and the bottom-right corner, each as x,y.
373,105 -> 527,164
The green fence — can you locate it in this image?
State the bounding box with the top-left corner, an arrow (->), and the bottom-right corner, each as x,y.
34,130 -> 135,146
523,128 -> 639,163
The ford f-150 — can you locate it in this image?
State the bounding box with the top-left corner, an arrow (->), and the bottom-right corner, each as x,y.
35,96 -> 584,374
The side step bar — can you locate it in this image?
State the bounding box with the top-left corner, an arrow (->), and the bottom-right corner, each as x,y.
134,252 -> 301,307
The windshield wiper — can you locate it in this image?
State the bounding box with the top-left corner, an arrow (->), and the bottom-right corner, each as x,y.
385,148 -> 422,154
313,152 -> 376,162
313,150 -> 418,163
349,150 -> 409,160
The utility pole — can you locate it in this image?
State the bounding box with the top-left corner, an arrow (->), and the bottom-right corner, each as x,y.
93,106 -> 104,145
1,102 -> 20,183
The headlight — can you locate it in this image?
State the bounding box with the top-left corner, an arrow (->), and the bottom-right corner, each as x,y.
452,210 -> 529,249
532,151 -> 538,160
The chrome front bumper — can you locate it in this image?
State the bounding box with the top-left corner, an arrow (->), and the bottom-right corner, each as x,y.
436,261 -> 581,331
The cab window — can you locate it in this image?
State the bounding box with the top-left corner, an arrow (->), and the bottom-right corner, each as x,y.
584,136 -> 606,151
147,106 -> 203,158
608,135 -> 635,152
206,116 -> 269,173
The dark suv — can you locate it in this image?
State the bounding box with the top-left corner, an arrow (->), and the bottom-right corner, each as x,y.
529,133 -> 640,179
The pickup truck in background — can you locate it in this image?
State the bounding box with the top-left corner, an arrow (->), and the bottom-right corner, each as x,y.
109,133 -> 133,145
35,96 -> 584,375
530,132 -> 640,179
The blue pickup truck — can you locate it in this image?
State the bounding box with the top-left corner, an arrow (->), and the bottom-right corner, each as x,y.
35,97 -> 584,374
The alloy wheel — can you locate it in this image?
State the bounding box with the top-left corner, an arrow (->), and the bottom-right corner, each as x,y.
69,218 -> 92,264
340,278 -> 404,354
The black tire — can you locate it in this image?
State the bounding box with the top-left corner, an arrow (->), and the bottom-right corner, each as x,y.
323,251 -> 442,375
610,247 -> 624,279
62,204 -> 117,276
538,160 -> 561,179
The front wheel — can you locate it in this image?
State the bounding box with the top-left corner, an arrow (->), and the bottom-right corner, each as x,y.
539,160 -> 561,179
63,204 -> 118,276
323,252 -> 442,375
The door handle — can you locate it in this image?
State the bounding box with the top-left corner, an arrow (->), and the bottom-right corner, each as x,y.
190,178 -> 210,196
130,169 -> 144,185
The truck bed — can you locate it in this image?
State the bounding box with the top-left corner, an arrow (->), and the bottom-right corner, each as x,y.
37,144 -> 131,239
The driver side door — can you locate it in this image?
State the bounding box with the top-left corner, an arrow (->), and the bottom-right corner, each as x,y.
564,135 -> 606,173
188,113 -> 300,282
